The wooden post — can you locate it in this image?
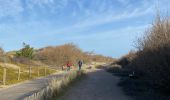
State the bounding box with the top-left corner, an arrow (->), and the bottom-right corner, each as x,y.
29,59 -> 32,78
29,66 -> 31,78
37,66 -> 39,77
18,68 -> 20,80
3,67 -> 6,85
44,66 -> 46,76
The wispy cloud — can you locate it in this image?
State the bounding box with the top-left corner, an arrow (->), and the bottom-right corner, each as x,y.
26,0 -> 54,9
72,1 -> 153,30
0,0 -> 169,57
0,0 -> 23,17
25,0 -> 68,13
60,24 -> 150,41
117,0 -> 130,5
0,0 -> 69,19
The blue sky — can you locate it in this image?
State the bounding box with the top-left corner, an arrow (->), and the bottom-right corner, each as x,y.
0,0 -> 169,58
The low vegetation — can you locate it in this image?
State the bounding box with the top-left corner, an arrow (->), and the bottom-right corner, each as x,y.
109,13 -> 170,99
36,43 -> 113,69
132,14 -> 170,93
0,42 -> 113,86
0,63 -> 56,85
0,44 -> 56,86
23,70 -> 85,100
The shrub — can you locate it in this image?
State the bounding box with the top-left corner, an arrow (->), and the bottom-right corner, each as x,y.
130,14 -> 170,93
113,51 -> 136,67
35,43 -> 114,68
15,43 -> 34,59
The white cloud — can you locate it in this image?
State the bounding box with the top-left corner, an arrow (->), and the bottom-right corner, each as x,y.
71,0 -> 158,31
42,3 -> 153,36
62,24 -> 150,40
0,0 -> 23,17
117,0 -> 129,5
72,5 -> 153,30
26,0 -> 54,8
26,0 -> 68,13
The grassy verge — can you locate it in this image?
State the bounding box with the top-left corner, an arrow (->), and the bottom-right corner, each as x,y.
23,70 -> 85,100
0,65 -> 56,85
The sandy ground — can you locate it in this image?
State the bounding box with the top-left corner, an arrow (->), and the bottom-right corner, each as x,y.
0,72 -> 64,100
58,69 -> 132,100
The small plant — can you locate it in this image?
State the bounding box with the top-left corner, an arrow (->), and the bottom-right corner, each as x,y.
15,43 -> 34,59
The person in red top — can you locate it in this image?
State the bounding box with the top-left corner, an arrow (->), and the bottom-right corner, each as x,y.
66,61 -> 72,71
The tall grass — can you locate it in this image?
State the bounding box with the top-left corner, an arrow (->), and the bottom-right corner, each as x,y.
0,65 -> 56,85
129,14 -> 170,93
112,14 -> 170,94
23,70 -> 85,100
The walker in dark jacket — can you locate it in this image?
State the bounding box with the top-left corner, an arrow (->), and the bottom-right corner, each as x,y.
78,60 -> 83,70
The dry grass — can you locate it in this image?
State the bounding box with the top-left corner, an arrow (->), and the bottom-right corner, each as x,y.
23,70 -> 85,100
131,14 -> 170,91
0,63 -> 20,69
0,63 -> 56,85
110,13 -> 170,96
114,14 -> 170,94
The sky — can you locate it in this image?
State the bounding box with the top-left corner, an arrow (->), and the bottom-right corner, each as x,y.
0,0 -> 170,58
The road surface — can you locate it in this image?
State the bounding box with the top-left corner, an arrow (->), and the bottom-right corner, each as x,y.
58,69 -> 132,100
0,73 -> 64,100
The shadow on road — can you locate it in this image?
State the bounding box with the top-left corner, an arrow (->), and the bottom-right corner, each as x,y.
106,66 -> 170,100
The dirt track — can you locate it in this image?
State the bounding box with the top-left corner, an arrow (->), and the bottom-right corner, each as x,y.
58,69 -> 132,100
0,73 -> 64,100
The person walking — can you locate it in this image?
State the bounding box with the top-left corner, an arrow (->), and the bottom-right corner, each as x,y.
78,60 -> 83,70
66,61 -> 72,71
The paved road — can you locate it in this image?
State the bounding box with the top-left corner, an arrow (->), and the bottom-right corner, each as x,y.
0,73 -> 64,100
58,69 -> 132,100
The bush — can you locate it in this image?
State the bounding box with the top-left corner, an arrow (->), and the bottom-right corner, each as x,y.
35,44 -> 89,67
130,14 -> 170,93
36,43 -> 114,68
113,51 -> 136,67
15,43 -> 34,59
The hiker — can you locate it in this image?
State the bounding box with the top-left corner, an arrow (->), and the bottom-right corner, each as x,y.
78,60 -> 83,70
66,61 -> 72,71
62,65 -> 66,70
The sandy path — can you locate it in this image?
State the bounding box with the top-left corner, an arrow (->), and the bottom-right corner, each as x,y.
0,73 -> 64,100
58,69 -> 132,100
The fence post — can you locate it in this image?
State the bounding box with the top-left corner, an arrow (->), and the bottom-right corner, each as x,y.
3,67 -> 6,85
44,66 -> 46,76
29,66 -> 32,78
37,66 -> 39,77
18,68 -> 20,80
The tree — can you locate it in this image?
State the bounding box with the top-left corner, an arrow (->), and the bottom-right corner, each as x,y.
15,43 -> 34,59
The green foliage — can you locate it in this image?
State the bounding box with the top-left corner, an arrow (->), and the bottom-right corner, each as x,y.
15,43 -> 34,59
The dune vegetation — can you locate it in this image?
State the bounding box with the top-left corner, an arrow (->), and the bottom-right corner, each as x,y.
108,13 -> 170,99
0,43 -> 113,86
0,63 -> 56,85
23,70 -> 85,100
